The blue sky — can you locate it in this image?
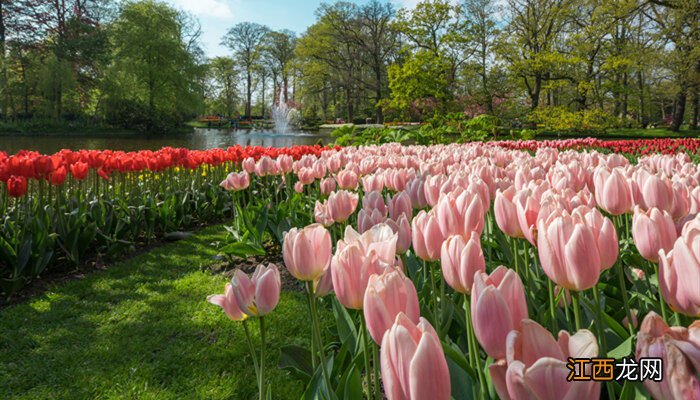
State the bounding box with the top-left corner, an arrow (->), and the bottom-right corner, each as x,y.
164,0 -> 419,58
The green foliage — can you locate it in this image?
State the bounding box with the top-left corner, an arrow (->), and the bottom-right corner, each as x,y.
0,224 -> 325,399
529,107 -> 638,133
103,98 -> 184,134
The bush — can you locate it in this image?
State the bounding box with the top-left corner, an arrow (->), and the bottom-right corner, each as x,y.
104,99 -> 184,134
528,107 -> 639,133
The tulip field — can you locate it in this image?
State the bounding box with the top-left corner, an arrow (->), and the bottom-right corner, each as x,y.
3,137 -> 700,400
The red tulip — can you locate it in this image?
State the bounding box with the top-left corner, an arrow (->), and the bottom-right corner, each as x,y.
6,176 -> 27,198
381,314 -> 451,400
69,161 -> 89,181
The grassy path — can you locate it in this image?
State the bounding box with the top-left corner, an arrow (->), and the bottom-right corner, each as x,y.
0,224 -> 314,400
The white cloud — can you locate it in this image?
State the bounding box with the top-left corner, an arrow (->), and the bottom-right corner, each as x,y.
391,0 -> 421,9
168,0 -> 234,19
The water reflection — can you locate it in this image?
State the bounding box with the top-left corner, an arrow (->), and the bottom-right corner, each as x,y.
0,128 -> 331,154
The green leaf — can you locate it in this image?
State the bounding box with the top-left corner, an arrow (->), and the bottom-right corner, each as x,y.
608,335 -> 633,359
332,298 -> 358,352
278,345 -> 313,379
219,242 -> 265,258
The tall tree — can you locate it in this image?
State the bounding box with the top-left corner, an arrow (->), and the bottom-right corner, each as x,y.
110,0 -> 203,115
264,30 -> 296,103
222,22 -> 269,118
208,56 -> 238,117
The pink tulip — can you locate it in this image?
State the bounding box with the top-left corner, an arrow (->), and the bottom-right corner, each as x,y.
537,209 -> 608,291
294,181 -> 304,193
494,187 -> 524,238
277,154 -> 293,173
320,177 -> 336,195
220,171 -> 250,191
362,174 -> 384,193
670,181 -> 690,221
658,215 -> 700,317
593,167 -> 633,215
363,190 -> 387,216
489,320 -> 600,400
336,169 -> 359,189
635,312 -> 700,400
358,208 -> 386,233
339,224 -> 398,265
386,214 -> 412,255
207,282 -> 247,321
423,174 -> 446,207
514,189 -> 540,246
642,173 -> 674,213
364,269 -> 420,344
471,266 -> 528,359
312,160 -> 327,179
411,210 -> 446,262
314,201 -> 333,226
573,206 -> 618,270
297,168 -> 315,184
387,191 -> 413,222
434,190 -> 484,238
381,314 -> 451,400
406,177 -> 428,209
231,264 -> 281,317
314,270 -> 334,297
632,206 -> 677,262
255,156 -> 277,177
327,190 -> 359,223
283,223 -> 332,281
440,232 -> 485,294
331,243 -> 386,310
242,157 -> 256,173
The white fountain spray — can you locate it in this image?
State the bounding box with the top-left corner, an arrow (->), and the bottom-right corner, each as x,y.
272,86 -> 293,134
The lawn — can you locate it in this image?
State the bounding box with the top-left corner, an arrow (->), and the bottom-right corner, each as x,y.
0,224 -> 316,400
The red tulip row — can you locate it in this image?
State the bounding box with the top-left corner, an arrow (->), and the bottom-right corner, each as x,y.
492,137 -> 700,155
0,145 -> 337,197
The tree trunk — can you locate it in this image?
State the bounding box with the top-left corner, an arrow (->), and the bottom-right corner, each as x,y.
638,70 -> 647,127
246,69 -> 252,118
691,87 -> 699,130
283,75 -> 289,103
671,84 -> 687,132
261,76 -> 266,118
530,75 -> 542,110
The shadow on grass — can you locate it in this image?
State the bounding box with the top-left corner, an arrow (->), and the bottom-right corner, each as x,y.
0,224 -> 317,400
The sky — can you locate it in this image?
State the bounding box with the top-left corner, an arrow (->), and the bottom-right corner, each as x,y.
163,0 -> 421,58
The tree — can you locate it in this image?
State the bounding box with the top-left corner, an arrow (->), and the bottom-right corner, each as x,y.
222,22 -> 269,118
208,56 -> 238,117
462,0 -> 500,113
109,0 -> 204,116
264,30 -> 296,103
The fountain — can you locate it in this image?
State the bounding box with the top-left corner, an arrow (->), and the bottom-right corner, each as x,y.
272,87 -> 293,134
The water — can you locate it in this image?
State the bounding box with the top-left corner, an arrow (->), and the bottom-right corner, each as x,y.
0,128 -> 331,155
271,87 -> 294,134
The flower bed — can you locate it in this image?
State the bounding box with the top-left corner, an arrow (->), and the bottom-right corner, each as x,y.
205,140 -> 699,400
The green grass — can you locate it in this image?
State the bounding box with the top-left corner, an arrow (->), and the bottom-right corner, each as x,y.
0,224 -> 316,400
536,127 -> 700,139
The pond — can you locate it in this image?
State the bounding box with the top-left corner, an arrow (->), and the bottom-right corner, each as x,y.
0,128 -> 332,154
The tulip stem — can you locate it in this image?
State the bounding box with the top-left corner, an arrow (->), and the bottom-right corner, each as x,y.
259,317 -> 267,400
651,262 -> 669,324
242,319 -> 261,396
371,340 -> 381,400
614,261 -> 634,336
428,262 -> 441,338
360,313 -> 374,400
547,278 -> 558,332
571,291 -> 582,331
512,240 -> 519,276
306,282 -> 332,398
592,286 -> 615,400
465,294 -> 488,399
